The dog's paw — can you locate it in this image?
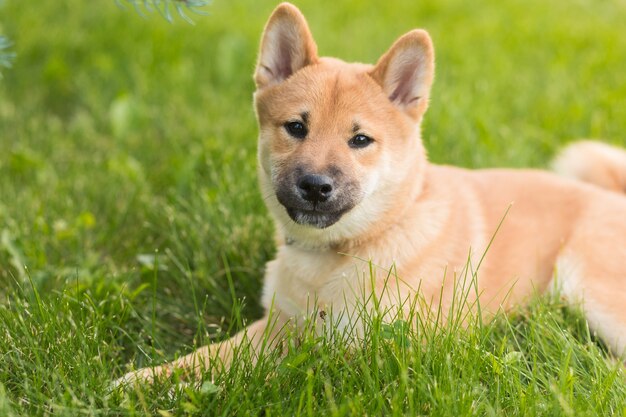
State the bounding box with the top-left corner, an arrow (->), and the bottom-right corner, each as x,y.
109,366 -> 208,401
110,366 -> 170,391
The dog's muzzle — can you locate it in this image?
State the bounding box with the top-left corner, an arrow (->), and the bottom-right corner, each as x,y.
275,170 -> 359,229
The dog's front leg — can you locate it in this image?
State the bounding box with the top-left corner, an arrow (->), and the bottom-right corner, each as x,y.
114,315 -> 285,387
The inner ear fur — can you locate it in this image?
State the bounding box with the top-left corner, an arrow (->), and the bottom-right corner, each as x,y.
369,29 -> 435,119
254,2 -> 318,89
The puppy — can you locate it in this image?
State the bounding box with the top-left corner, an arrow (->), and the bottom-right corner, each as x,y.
117,2 -> 626,385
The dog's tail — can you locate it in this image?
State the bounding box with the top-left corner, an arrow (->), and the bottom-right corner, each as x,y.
551,140 -> 626,194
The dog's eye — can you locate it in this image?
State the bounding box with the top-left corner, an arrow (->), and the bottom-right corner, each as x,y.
284,121 -> 307,139
349,134 -> 374,149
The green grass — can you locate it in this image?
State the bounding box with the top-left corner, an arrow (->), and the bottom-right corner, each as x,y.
1,0 -> 625,415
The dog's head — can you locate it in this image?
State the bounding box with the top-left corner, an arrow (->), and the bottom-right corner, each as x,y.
254,3 -> 434,248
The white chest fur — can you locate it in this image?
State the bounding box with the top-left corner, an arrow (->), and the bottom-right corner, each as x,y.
261,244 -> 372,321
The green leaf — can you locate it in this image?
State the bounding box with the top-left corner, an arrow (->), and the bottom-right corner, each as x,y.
200,381 -> 219,395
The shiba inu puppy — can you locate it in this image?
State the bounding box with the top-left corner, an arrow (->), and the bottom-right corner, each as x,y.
118,2 -> 626,385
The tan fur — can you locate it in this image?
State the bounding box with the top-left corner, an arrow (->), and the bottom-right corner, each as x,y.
552,140 -> 626,193
117,3 -> 626,385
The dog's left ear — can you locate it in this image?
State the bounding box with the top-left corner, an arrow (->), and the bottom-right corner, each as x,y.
254,3 -> 318,89
369,30 -> 435,119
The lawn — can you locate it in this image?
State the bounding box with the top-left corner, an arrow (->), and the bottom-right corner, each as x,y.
1,0 -> 625,415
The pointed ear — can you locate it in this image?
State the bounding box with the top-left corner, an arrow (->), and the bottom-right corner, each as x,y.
254,3 -> 318,89
369,30 -> 435,119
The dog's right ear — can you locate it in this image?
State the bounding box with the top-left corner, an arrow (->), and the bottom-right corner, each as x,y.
254,3 -> 318,89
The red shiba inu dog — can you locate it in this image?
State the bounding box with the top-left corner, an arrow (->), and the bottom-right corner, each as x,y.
118,3 -> 626,385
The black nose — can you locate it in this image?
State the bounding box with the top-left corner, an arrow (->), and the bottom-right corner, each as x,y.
297,174 -> 334,203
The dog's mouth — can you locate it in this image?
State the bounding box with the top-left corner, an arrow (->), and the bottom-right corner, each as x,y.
284,206 -> 348,229
273,171 -> 361,229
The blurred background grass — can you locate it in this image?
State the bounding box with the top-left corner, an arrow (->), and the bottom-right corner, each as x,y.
0,0 -> 625,414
